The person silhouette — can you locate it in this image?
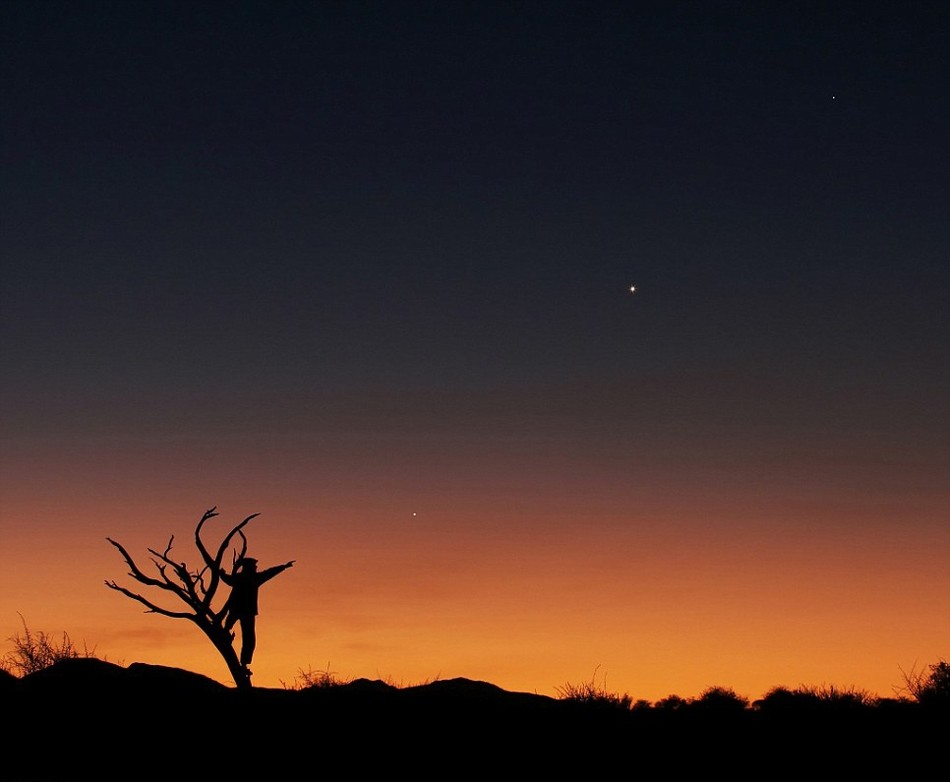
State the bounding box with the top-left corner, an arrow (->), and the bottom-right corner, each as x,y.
221,556 -> 294,674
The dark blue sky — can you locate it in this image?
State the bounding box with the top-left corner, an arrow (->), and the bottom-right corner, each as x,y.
3,1 -> 948,446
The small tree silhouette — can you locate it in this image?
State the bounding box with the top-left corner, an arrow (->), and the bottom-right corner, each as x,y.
105,506 -> 281,690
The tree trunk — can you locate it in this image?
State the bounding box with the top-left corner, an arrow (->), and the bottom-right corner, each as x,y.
206,625 -> 252,690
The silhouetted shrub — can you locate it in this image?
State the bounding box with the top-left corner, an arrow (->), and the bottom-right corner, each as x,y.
1,615 -> 96,677
285,663 -> 348,690
901,659 -> 950,707
754,686 -> 817,713
755,684 -> 875,713
691,685 -> 750,712
555,666 -> 633,710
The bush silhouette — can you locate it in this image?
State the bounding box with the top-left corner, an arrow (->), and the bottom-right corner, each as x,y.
901,659 -> 950,707
691,685 -> 750,712
1,614 -> 96,676
554,665 -> 633,710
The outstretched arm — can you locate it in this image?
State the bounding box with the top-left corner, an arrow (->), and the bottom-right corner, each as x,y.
258,560 -> 295,584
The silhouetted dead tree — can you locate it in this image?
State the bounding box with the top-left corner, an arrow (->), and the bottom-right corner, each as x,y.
105,506 -> 260,690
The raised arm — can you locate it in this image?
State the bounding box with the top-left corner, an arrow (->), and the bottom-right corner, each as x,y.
257,560 -> 295,584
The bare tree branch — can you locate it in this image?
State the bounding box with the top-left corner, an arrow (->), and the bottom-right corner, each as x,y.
145,543 -> 209,613
216,514 -> 257,564
107,538 -> 168,590
103,581 -> 196,620
194,507 -> 219,570
195,509 -> 257,612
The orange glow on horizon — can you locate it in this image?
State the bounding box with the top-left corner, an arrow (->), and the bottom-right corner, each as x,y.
4,467 -> 948,702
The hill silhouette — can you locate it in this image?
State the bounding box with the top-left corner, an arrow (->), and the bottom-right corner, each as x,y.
2,658 -> 944,779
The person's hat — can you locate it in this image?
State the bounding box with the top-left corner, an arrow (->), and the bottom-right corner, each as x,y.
239,557 -> 258,566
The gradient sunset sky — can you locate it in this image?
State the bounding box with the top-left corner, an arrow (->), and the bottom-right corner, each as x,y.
2,1 -> 947,701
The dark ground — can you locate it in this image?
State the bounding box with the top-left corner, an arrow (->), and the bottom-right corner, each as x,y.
1,659 -> 944,779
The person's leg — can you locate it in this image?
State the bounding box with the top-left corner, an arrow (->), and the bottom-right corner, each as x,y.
240,616 -> 256,666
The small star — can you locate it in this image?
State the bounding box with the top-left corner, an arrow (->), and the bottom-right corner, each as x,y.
629,285 -> 637,294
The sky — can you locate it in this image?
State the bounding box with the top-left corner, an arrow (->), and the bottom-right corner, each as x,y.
2,1 -> 948,701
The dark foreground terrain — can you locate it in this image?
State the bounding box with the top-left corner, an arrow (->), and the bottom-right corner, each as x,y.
1,659 -> 945,779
